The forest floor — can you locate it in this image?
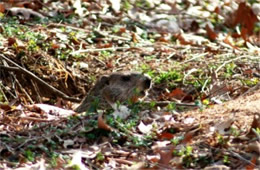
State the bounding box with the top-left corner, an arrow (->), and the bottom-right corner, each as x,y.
0,0 -> 259,169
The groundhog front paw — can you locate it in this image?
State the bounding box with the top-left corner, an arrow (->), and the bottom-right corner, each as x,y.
112,105 -> 131,119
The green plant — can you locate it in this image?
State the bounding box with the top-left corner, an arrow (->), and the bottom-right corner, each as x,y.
241,78 -> 259,86
155,70 -> 182,84
122,0 -> 132,10
167,102 -> 176,111
171,136 -> 183,145
224,62 -> 236,78
216,133 -> 228,146
27,39 -> 39,52
96,152 -> 105,161
223,155 -> 230,164
24,150 -> 35,162
49,152 -> 59,167
137,64 -> 155,78
230,127 -> 240,137
255,128 -> 260,135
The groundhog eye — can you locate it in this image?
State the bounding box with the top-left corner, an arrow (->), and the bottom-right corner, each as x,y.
121,75 -> 131,82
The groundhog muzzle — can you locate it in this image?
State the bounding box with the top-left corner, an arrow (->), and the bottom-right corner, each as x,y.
75,72 -> 152,113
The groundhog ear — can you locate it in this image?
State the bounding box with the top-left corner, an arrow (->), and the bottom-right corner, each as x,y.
100,75 -> 110,85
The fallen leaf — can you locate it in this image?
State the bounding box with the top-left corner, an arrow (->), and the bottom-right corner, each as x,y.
0,3 -> 5,13
176,34 -> 193,45
167,88 -> 187,100
138,121 -> 153,134
214,119 -> 234,135
63,139 -> 74,148
223,34 -> 237,49
233,2 -> 258,36
66,151 -> 87,169
204,165 -> 230,170
98,112 -> 113,131
125,162 -> 145,170
158,146 -> 175,166
245,156 -> 257,170
109,0 -> 121,13
182,128 -> 200,144
0,103 -> 12,111
158,132 -> 174,140
206,24 -> 218,41
8,37 -> 16,46
147,154 -> 160,163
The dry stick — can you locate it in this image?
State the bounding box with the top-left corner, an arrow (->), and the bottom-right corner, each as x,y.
1,59 -> 33,103
143,101 -> 198,107
30,79 -> 42,103
216,55 -> 258,73
241,82 -> 260,97
14,76 -> 34,104
0,79 -> 16,99
0,54 -> 80,102
228,150 -> 256,167
71,46 -> 132,55
0,65 -> 20,72
47,23 -> 91,33
0,81 -> 8,102
181,52 -> 209,64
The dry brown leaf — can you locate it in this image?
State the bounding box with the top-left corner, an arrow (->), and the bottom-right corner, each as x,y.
7,37 -> 16,46
98,112 -> 113,131
0,3 -> 5,13
157,145 -> 175,166
147,154 -> 160,163
182,128 -> 200,144
233,2 -> 258,36
245,156 -> 257,170
206,24 -> 218,41
168,88 -> 186,100
223,35 -> 238,49
176,34 -> 193,45
158,132 -> 175,140
0,103 -> 12,111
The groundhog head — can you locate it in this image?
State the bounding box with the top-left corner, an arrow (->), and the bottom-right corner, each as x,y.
100,72 -> 152,104
75,72 -> 152,113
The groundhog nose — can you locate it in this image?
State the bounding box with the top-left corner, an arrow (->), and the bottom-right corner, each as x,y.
144,77 -> 151,89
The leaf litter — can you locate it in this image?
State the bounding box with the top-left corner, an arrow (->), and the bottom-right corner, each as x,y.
0,0 -> 259,169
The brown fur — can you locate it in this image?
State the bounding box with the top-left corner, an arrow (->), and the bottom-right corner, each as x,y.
75,72 -> 151,113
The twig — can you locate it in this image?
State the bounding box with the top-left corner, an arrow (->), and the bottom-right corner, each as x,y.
0,54 -> 80,102
228,150 -> 256,167
15,137 -> 40,149
0,65 -> 20,71
14,75 -> 34,104
216,55 -> 258,73
181,52 -> 209,64
143,101 -> 198,107
0,81 -> 8,102
47,23 -> 91,33
30,79 -> 42,103
241,82 -> 260,97
0,80 -> 16,99
71,46 -> 133,55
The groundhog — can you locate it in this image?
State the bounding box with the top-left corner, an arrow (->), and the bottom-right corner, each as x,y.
75,72 -> 151,118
